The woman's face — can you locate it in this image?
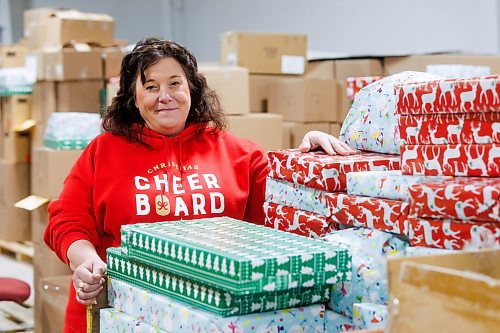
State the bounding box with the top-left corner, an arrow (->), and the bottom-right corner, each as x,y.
135,57 -> 191,137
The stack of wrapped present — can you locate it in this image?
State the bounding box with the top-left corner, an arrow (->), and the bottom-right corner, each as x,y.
396,75 -> 500,250
101,217 -> 351,332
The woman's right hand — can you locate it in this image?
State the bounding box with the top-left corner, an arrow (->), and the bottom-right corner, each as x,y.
72,257 -> 107,305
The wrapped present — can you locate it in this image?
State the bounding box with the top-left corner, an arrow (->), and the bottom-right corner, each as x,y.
323,228 -> 407,317
325,310 -> 355,333
263,201 -> 338,238
346,170 -> 449,201
395,75 -> 500,115
122,217 -> 351,293
267,149 -> 400,192
346,76 -> 384,102
107,247 -> 331,317
401,143 -> 500,177
426,64 -> 490,78
44,112 -> 102,149
266,177 -> 330,216
352,303 -> 388,331
399,112 -> 500,145
325,193 -> 409,235
408,177 -> 499,222
108,277 -> 326,332
100,308 -> 165,333
407,217 -> 500,250
340,71 -> 441,154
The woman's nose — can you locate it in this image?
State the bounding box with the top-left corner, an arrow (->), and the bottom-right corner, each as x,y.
158,90 -> 173,103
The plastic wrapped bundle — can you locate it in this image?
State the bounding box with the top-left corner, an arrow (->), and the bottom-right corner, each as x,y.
426,64 -> 490,78
43,112 -> 102,149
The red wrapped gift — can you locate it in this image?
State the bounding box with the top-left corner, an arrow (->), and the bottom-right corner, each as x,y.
407,216 -> 500,250
399,112 -> 500,145
324,192 -> 409,235
267,149 -> 400,192
263,201 -> 338,238
395,75 -> 500,115
346,76 -> 383,102
401,144 -> 500,177
408,177 -> 499,222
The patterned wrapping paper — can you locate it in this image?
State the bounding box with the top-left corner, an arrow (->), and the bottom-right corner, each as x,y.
346,76 -> 384,102
395,75 -> 500,115
425,64 -> 490,79
266,177 -> 330,216
100,308 -> 165,333
324,310 -> 354,333
346,170 -> 449,201
267,149 -> 400,193
43,112 -> 102,150
339,71 -> 442,154
399,112 -> 500,145
324,193 -> 410,236
323,228 -> 408,317
107,247 -> 331,317
407,177 -> 499,222
403,246 -> 457,256
352,303 -> 388,331
407,216 -> 500,250
263,201 -> 339,239
108,277 -> 326,333
122,217 -> 351,294
400,143 -> 500,177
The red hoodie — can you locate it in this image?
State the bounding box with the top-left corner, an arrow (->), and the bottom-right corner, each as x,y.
44,125 -> 268,332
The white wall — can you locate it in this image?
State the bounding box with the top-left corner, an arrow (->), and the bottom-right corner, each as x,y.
0,0 -> 12,43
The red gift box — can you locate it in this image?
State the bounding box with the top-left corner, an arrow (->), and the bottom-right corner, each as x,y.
324,192 -> 409,235
263,201 -> 337,238
267,149 -> 400,192
399,112 -> 500,145
401,144 -> 500,177
408,177 -> 500,222
407,216 -> 500,250
395,75 -> 500,115
346,76 -> 383,102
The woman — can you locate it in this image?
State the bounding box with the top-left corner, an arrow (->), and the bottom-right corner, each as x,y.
44,37 -> 356,332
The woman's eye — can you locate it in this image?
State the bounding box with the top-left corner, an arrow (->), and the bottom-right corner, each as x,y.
170,81 -> 180,87
145,85 -> 157,91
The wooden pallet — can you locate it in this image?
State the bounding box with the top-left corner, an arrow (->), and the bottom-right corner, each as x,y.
0,301 -> 34,332
0,240 -> 33,264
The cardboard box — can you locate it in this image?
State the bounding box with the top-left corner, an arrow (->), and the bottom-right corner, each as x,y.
329,122 -> 341,137
0,161 -> 30,241
227,113 -> 283,151
0,95 -> 32,163
384,54 -> 500,76
31,147 -> 83,199
336,80 -> 351,123
249,74 -> 285,112
268,78 -> 338,122
199,64 -> 250,115
221,32 -> 307,75
34,241 -> 73,278
24,8 -> 114,50
387,249 -> 500,333
0,44 -> 27,68
37,47 -> 103,81
35,274 -> 71,333
282,121 -> 329,148
105,79 -> 120,107
102,47 -> 124,79
31,81 -> 103,123
306,59 -> 383,80
31,203 -> 49,244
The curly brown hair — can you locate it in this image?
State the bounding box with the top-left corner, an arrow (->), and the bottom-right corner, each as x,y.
102,37 -> 226,143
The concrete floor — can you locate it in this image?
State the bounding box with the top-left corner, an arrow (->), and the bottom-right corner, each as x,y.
0,254 -> 34,306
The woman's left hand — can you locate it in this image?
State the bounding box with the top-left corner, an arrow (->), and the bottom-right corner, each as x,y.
299,131 -> 358,156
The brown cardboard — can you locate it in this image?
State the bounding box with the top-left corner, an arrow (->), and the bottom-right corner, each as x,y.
24,8 -> 114,50
38,47 -> 103,81
268,78 -> 337,122
31,203 -> 49,244
329,122 -> 342,137
337,80 -> 351,123
221,32 -> 307,75
199,64 -> 250,115
306,59 -> 383,80
0,95 -> 32,163
249,74 -> 285,112
281,122 -> 293,149
0,44 -> 27,68
387,249 -> 500,333
34,241 -> 72,278
0,161 -> 30,241
36,274 -> 71,333
31,81 -> 103,123
102,47 -> 124,79
282,121 -> 330,148
105,80 -> 120,107
31,147 -> 83,200
383,54 -> 500,75
227,113 -> 283,151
